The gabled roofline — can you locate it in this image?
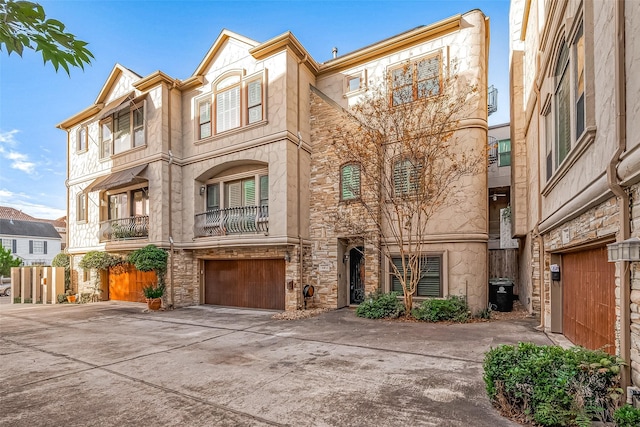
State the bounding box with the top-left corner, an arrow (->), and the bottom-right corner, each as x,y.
317,14 -> 462,75
95,64 -> 142,105
192,29 -> 260,77
249,31 -> 319,74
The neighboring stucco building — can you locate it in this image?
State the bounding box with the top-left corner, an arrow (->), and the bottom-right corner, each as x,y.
0,219 -> 61,266
58,10 -> 489,312
510,0 -> 640,391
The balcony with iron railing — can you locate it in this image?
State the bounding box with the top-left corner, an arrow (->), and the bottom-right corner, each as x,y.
194,205 -> 269,238
99,216 -> 149,242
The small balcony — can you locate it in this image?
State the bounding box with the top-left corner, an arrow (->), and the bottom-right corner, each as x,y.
99,216 -> 149,242
194,206 -> 269,238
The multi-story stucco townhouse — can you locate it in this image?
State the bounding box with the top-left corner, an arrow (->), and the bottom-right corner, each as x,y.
510,0 -> 640,392
58,10 -> 489,313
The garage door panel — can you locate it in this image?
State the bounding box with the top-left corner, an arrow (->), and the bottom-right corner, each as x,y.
205,259 -> 284,310
562,246 -> 615,354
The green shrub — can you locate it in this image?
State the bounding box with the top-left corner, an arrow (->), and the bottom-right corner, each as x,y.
128,245 -> 168,287
355,291 -> 404,319
56,293 -> 66,304
614,404 -> 640,427
411,295 -> 469,322
483,342 -> 625,426
142,283 -> 164,299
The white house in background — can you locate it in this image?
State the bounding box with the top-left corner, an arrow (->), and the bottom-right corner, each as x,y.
0,219 -> 62,266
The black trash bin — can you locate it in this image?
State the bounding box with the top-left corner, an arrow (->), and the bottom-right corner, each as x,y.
489,278 -> 514,312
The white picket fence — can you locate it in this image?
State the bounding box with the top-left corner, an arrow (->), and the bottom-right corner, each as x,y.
10,266 -> 65,304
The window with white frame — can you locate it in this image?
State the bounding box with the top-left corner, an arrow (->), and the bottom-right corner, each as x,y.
390,53 -> 441,106
107,187 -> 149,220
196,71 -> 266,140
205,171 -> 268,211
77,192 -> 87,222
390,255 -> 442,297
101,102 -> 145,156
1,238 -> 16,253
498,139 -> 511,167
29,240 -> 46,254
545,18 -> 587,180
77,126 -> 88,152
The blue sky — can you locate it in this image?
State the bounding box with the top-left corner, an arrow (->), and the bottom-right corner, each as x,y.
0,0 -> 511,219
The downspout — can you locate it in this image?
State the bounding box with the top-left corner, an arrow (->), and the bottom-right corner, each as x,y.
167,82 -> 176,309
297,54 -> 308,307
607,0 -> 630,391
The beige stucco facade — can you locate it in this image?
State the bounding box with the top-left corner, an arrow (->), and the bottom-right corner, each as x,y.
510,0 -> 640,390
59,10 -> 489,314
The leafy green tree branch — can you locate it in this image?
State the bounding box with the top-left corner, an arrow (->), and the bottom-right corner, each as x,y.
0,0 -> 93,74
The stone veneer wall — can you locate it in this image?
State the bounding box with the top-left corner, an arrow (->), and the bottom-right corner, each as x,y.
628,184 -> 640,386
308,89 -> 381,307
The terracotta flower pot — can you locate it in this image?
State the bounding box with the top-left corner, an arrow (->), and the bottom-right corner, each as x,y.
147,298 -> 162,311
66,295 -> 76,303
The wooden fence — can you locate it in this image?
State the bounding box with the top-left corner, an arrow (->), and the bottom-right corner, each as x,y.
489,248 -> 519,293
10,266 -> 65,304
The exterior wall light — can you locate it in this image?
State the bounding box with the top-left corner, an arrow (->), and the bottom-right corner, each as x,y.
200,185 -> 206,196
607,237 -> 640,262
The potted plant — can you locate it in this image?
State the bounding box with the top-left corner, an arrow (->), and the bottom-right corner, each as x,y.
142,283 -> 164,310
128,245 -> 169,311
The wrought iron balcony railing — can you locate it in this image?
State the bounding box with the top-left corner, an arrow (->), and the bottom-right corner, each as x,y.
99,215 -> 149,241
194,205 -> 268,237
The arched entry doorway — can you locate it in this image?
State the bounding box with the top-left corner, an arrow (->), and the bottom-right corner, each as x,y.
349,246 -> 365,304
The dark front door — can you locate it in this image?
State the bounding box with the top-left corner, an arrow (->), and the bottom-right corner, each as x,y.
349,247 -> 365,304
204,259 -> 285,310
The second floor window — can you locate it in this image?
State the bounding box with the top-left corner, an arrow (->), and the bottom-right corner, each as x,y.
100,102 -> 145,157
1,238 -> 16,253
341,163 -> 361,201
197,72 -> 266,140
393,158 -> 423,196
108,188 -> 148,220
29,240 -> 47,254
205,173 -> 268,211
77,192 -> 87,222
77,126 -> 88,152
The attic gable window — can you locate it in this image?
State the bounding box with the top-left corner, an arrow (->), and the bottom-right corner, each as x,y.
390,53 -> 441,106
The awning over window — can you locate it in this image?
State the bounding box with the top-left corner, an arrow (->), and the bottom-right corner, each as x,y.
85,165 -> 147,193
98,92 -> 135,119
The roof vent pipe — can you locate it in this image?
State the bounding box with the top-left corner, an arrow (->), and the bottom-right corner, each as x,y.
332,47 -> 338,59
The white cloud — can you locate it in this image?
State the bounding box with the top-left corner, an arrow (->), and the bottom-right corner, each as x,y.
0,189 -> 65,219
0,129 -> 38,176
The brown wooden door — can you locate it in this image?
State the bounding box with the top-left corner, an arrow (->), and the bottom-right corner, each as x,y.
562,246 -> 615,354
109,265 -> 157,303
204,259 -> 285,310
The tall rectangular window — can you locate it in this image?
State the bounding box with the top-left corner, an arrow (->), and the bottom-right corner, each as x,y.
206,183 -> 220,211
199,100 -> 212,139
391,256 -> 442,297
100,120 -> 112,159
574,23 -> 585,138
132,189 -> 149,216
554,43 -> 571,168
77,192 -> 87,222
498,139 -> 511,167
225,178 -> 255,208
109,194 -> 128,220
77,127 -> 87,152
259,175 -> 269,207
133,105 -> 145,147
416,55 -> 440,98
247,79 -> 262,124
216,86 -> 240,133
391,66 -> 413,106
341,163 -> 361,200
113,109 -> 131,154
545,111 -> 553,181
390,53 -> 441,106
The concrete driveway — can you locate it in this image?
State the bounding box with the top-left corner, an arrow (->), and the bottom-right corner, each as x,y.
0,301 -> 552,426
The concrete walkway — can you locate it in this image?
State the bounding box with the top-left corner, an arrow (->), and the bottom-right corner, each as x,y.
0,301 -> 553,426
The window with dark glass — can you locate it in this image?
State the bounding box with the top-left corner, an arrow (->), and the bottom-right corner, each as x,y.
391,256 -> 442,297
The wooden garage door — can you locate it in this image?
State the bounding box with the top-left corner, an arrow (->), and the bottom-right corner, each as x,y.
204,259 -> 285,310
562,246 -> 615,354
109,265 -> 157,303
